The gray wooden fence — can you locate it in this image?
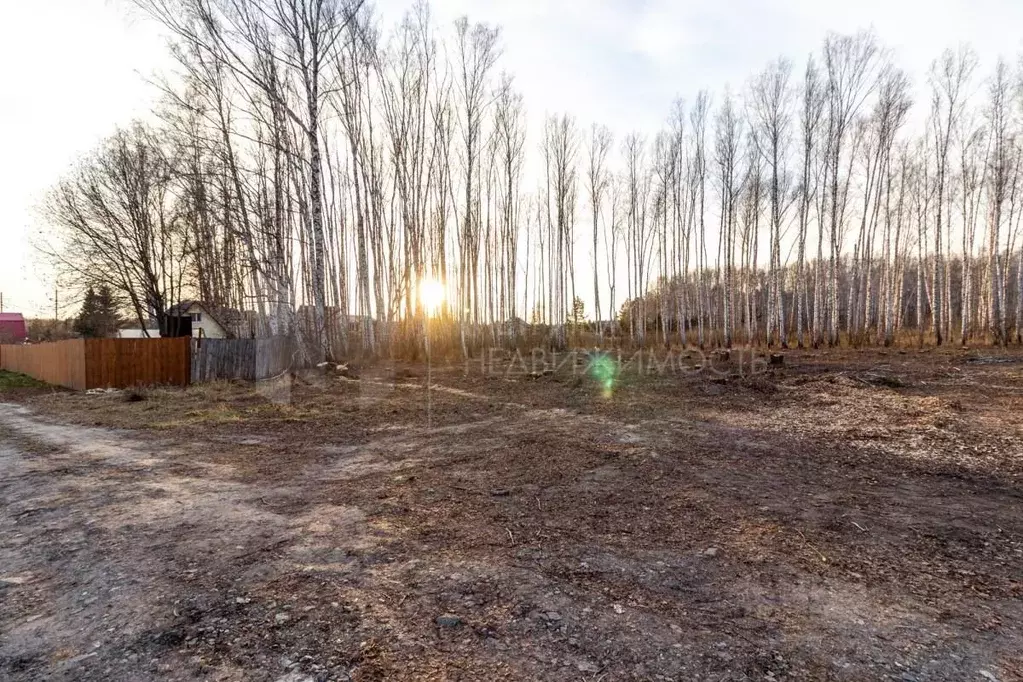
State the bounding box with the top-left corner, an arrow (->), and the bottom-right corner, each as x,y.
190,337 -> 299,382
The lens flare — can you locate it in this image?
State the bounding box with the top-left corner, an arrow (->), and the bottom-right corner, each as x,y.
420,277 -> 445,315
588,353 -> 619,398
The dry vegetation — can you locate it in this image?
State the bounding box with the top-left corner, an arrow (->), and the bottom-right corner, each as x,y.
2,349 -> 1023,681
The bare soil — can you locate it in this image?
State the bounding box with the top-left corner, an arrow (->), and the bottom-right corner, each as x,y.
1,348 -> 1022,681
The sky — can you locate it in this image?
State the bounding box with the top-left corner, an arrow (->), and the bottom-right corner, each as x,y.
3,0 -> 1023,317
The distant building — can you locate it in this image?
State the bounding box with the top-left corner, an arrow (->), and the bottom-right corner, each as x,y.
166,301 -> 250,339
0,313 -> 28,344
117,302 -> 252,339
297,305 -> 375,333
117,319 -> 161,339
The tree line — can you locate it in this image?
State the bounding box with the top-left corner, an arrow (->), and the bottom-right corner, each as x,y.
43,0 -> 1023,360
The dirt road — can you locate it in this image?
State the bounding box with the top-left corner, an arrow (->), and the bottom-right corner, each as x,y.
0,403 -> 307,680
2,351 -> 1022,680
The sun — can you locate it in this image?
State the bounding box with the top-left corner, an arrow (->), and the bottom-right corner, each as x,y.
419,277 -> 446,315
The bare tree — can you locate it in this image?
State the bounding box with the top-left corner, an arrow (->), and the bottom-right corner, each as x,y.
453,16 -> 500,353
795,55 -> 826,347
750,58 -> 795,346
690,92 -> 710,347
985,58 -> 1013,344
821,31 -> 884,345
492,75 -> 527,337
587,123 -> 613,342
715,91 -> 743,348
45,124 -> 190,334
543,115 -> 579,346
928,45 -> 977,345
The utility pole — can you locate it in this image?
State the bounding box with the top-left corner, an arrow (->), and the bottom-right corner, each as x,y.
54,287 -> 59,322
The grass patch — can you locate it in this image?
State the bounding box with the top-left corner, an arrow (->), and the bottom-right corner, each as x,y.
0,370 -> 46,390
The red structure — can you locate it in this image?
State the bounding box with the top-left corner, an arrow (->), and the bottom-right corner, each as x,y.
0,313 -> 28,344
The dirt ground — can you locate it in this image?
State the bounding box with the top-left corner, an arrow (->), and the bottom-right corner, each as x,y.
1,348 -> 1022,681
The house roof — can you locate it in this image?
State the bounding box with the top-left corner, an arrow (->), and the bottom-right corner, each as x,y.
166,300 -> 203,316
165,301 -> 240,333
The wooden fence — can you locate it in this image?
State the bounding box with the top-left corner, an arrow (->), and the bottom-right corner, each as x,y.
1,338 -> 191,390
84,338 -> 191,388
190,337 -> 298,382
0,339 -> 88,390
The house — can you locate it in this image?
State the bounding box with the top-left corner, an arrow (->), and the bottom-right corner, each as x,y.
165,301 -> 232,339
117,302 -> 255,339
0,313 -> 28,344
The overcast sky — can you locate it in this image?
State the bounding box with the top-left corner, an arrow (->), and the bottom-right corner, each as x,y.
3,0 -> 1023,316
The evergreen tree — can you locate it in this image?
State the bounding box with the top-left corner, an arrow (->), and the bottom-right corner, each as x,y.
73,286 -> 121,338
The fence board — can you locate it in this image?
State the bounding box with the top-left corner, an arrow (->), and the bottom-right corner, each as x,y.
0,339 -> 87,390
1,338 -> 190,390
84,338 -> 191,388
191,337 -> 298,382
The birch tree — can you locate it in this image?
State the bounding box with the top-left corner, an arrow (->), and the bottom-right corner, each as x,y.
928,46 -> 977,345
587,124 -> 613,342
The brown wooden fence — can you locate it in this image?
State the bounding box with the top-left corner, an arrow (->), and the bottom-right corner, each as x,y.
1,338 -> 191,390
0,339 -> 88,390
84,338 -> 191,388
